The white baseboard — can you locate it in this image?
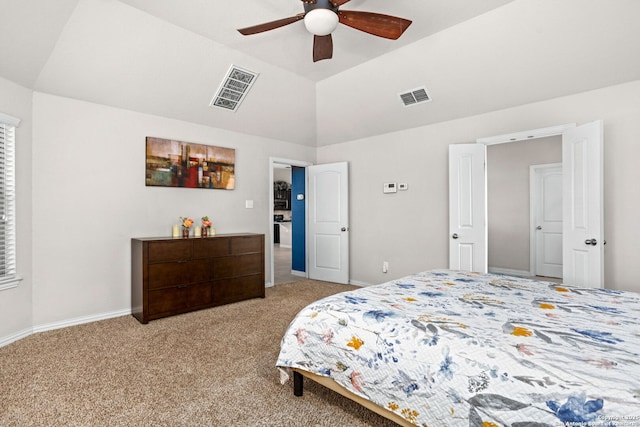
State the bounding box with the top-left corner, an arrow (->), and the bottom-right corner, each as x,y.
488,267 -> 532,278
1,308 -> 132,348
0,327 -> 33,348
290,270 -> 306,277
32,308 -> 132,334
348,279 -> 371,287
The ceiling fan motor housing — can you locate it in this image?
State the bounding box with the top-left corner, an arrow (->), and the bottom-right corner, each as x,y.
303,0 -> 338,14
303,0 -> 339,36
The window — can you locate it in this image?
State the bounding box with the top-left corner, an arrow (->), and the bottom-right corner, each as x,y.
0,112 -> 20,291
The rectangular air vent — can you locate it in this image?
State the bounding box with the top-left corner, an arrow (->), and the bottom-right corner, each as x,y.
210,65 -> 259,112
399,87 -> 431,107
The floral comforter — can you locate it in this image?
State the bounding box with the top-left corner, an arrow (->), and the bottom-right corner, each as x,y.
276,270 -> 640,426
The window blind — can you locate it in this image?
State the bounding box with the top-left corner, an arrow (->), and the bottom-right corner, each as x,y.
0,116 -> 17,288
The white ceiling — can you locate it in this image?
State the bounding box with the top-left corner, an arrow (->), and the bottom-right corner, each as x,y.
117,0 -> 515,82
1,0 -> 640,147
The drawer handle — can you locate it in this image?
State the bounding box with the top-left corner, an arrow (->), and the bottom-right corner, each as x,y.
177,260 -> 188,264
177,285 -> 188,289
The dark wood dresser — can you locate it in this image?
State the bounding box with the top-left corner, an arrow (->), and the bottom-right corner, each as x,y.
131,233 -> 265,324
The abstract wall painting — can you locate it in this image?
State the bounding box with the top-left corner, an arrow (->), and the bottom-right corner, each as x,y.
145,137 -> 235,189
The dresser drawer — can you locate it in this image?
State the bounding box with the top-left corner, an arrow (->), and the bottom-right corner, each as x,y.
148,258 -> 210,289
212,274 -> 264,305
212,253 -> 263,279
192,237 -> 231,258
231,235 -> 263,255
148,240 -> 192,263
148,282 -> 212,315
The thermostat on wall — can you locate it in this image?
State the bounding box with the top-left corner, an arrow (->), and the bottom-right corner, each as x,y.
383,182 -> 397,193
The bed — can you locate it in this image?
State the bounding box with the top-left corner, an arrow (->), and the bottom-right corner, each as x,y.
276,269 -> 640,426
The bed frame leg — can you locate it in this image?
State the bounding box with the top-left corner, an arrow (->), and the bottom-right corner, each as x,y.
293,371 -> 303,396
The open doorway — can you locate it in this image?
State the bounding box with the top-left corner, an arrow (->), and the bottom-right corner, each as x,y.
450,122 -> 604,287
269,158 -> 312,286
273,164 -> 296,284
464,121 -> 604,287
486,136 -> 562,280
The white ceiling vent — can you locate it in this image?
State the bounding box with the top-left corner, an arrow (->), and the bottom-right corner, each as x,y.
399,87 -> 431,107
210,65 -> 259,112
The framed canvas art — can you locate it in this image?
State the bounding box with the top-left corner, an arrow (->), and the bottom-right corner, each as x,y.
145,137 -> 235,189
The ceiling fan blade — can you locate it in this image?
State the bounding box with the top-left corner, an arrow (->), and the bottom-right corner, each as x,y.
237,14 -> 305,35
338,10 -> 411,40
313,34 -> 333,62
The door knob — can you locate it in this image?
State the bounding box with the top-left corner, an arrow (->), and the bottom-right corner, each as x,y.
584,238 -> 597,246
536,226 -> 542,230
341,227 -> 348,232
452,233 -> 459,239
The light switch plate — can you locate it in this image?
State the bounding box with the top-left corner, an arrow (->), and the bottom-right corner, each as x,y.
245,200 -> 254,209
399,183 -> 408,190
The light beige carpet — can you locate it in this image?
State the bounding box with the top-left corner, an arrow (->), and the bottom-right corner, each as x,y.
0,280 -> 398,426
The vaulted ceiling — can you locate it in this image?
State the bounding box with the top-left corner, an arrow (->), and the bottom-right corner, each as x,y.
1,0 -> 640,146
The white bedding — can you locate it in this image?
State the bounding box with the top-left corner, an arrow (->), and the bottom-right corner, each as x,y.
276,270 -> 640,426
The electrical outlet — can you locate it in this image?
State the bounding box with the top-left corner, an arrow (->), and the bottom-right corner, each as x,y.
382,261 -> 389,273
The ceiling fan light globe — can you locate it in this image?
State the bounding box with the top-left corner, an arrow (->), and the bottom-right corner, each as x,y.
304,9 -> 339,36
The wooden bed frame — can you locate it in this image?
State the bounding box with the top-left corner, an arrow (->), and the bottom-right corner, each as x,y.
292,368 -> 414,427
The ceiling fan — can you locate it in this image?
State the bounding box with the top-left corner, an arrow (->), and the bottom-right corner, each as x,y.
237,0 -> 412,62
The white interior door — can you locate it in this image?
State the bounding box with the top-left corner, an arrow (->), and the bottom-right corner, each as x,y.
532,164 -> 563,278
307,162 -> 349,284
448,144 -> 487,273
562,120 -> 604,288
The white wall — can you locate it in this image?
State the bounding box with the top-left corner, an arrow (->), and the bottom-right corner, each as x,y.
3,78 -> 640,346
318,80 -> 640,293
0,77 -> 33,344
30,92 -> 315,327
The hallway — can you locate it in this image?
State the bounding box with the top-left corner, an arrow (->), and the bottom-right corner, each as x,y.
273,244 -> 304,284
